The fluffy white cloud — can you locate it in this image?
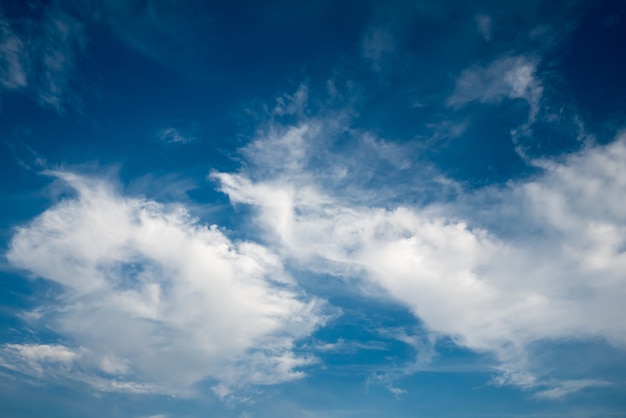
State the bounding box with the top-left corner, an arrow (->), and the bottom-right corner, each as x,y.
5,171 -> 326,397
215,122 -> 626,397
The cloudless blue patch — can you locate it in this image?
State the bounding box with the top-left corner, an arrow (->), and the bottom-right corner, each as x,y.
559,0 -> 626,139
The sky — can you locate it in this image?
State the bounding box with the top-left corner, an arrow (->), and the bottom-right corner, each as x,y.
1,0 -> 626,417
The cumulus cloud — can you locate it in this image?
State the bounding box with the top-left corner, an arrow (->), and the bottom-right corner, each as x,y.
4,171 -> 326,397
214,116 -> 626,397
447,56 -> 543,122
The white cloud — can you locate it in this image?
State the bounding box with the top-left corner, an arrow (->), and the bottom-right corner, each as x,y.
447,56 -> 543,122
533,379 -> 609,400
5,171 -> 326,397
309,338 -> 388,353
6,344 -> 77,364
491,369 -> 609,400
273,84 -> 309,118
158,127 -> 195,144
491,368 -> 537,389
214,117 -> 626,397
366,371 -> 407,396
1,344 -> 78,376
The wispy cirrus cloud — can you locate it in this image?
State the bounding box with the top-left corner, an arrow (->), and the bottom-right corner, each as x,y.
475,15 -> 493,41
0,19 -> 28,90
492,368 -> 610,401
34,8 -> 85,112
157,127 -> 195,144
533,379 -> 610,400
0,5 -> 85,112
361,26 -> 395,72
447,55 -> 543,122
447,55 -> 546,160
4,171 -> 327,399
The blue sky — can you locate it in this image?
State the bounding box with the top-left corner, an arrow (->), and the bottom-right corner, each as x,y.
1,0 -> 626,417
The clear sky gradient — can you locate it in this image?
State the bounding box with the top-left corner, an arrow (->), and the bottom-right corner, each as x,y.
1,1 -> 626,417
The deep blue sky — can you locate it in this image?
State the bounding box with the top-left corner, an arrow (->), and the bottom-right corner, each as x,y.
1,1 -> 626,417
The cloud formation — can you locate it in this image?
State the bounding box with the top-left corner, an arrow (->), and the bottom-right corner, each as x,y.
34,8 -> 85,111
1,344 -> 77,375
0,5 -> 84,112
157,127 -> 194,144
0,19 -> 28,90
214,115 -> 626,397
361,26 -> 394,72
5,172 -> 326,397
447,56 -> 543,122
475,15 -> 492,41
